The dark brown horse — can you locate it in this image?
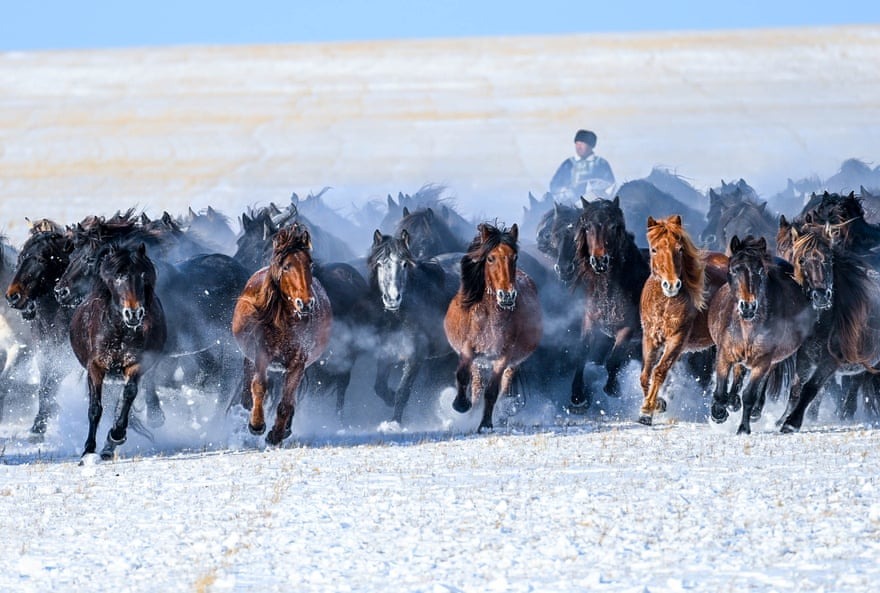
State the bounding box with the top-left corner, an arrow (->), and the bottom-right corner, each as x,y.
69,243 -> 167,460
444,223 -> 542,431
777,227 -> 880,432
570,197 -> 648,407
639,215 -> 728,425
232,224 -> 332,445
707,236 -> 815,434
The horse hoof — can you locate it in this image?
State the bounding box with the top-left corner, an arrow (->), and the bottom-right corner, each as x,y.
749,409 -> 762,422
637,414 -> 653,426
710,404 -> 729,424
107,429 -> 127,445
736,425 -> 751,435
602,379 -> 621,398
656,397 -> 668,413
452,397 -> 472,414
780,423 -> 799,434
566,403 -> 590,416
79,453 -> 100,466
477,422 -> 494,433
729,399 -> 742,413
248,422 -> 266,436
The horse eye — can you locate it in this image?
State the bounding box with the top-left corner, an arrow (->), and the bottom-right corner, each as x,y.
650,247 -> 657,254
487,255 -> 495,263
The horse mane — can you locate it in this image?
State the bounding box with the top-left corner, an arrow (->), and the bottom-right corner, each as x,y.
253,224 -> 313,327
791,229 -> 880,367
646,216 -> 707,310
460,223 -> 518,308
395,207 -> 464,252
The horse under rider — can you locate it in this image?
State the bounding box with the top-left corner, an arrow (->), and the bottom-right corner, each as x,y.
549,129 -> 616,202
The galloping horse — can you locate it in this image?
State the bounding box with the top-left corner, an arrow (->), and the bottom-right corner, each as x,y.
232,225 -> 332,445
444,223 -> 542,431
368,230 -> 457,424
0,235 -> 32,421
570,197 -> 648,408
777,227 -> 880,432
700,186 -> 777,254
707,236 -> 815,434
69,243 -> 167,460
639,215 -> 728,425
5,221 -> 75,437
535,201 -> 582,283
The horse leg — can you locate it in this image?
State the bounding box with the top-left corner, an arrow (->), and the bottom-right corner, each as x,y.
392,356 -> 423,424
267,361 -> 304,446
30,361 -> 62,437
737,363 -> 771,435
569,340 -> 590,409
140,371 -> 165,428
726,364 -> 747,413
247,355 -> 270,435
838,374 -> 861,420
780,359 -> 837,433
478,360 -> 507,432
710,356 -> 734,424
82,362 -> 106,458
639,335 -> 685,425
452,348 -> 474,414
373,357 -> 396,407
101,369 -> 141,460
603,327 -> 635,397
237,357 -> 256,411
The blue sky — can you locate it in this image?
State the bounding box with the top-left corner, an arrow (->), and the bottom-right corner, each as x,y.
1,0 -> 878,51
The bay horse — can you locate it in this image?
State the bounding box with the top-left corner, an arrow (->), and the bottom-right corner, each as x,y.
639,215 -> 728,425
69,243 -> 167,460
368,229 -> 457,424
777,227 -> 880,432
570,196 -> 648,408
5,221 -> 75,437
707,235 -> 815,434
444,223 -> 542,431
232,224 -> 332,445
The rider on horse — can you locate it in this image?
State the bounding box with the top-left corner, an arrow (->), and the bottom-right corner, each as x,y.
549,129 -> 616,202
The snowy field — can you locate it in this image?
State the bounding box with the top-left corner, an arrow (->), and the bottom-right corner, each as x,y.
1,26 -> 880,592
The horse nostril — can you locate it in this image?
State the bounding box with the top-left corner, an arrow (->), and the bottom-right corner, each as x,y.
7,291 -> 19,305
55,286 -> 69,300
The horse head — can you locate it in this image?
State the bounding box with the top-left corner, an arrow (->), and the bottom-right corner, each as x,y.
577,196 -> 626,275
55,236 -> 104,307
646,215 -> 706,307
5,222 -> 71,319
369,229 -> 416,312
790,228 -> 835,311
100,243 -> 157,329
535,202 -> 580,283
480,223 -> 519,310
727,235 -> 770,321
270,224 -> 316,318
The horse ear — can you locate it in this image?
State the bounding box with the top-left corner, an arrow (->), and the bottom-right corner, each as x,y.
402,206 -> 410,217
708,188 -> 719,205
730,235 -> 741,253
758,201 -> 767,213
779,214 -> 789,229
672,215 -> 682,227
580,197 -> 589,209
757,236 -> 767,251
425,207 -> 434,219
401,228 -> 410,248
373,229 -> 383,246
387,194 -> 396,209
791,227 -> 800,242
188,206 -> 196,217
262,221 -> 273,241
528,192 -> 539,207
138,242 -> 147,257
478,223 -> 490,243
612,195 -> 620,209
303,229 -> 312,251
510,223 -> 518,243
647,216 -> 657,229
290,192 -> 300,205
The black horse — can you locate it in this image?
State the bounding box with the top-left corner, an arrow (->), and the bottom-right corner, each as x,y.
4,221 -> 75,437
569,197 -> 649,409
367,230 -> 457,424
69,243 -> 167,460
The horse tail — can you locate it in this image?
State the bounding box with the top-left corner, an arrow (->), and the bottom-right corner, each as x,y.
127,414 -> 156,444
765,355 -> 795,403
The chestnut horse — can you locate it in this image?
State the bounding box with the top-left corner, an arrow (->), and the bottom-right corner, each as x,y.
639,215 -> 728,425
444,223 -> 542,431
69,243 -> 167,460
232,224 -> 332,445
707,236 -> 815,434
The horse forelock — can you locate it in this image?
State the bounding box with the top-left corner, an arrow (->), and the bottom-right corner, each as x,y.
647,218 -> 707,309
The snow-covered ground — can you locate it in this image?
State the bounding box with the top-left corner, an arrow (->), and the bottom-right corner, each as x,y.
1,26 -> 880,592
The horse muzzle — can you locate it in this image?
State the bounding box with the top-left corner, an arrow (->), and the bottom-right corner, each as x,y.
660,278 -> 682,297
589,254 -> 609,274
54,285 -> 80,308
294,297 -> 316,317
737,299 -> 758,320
122,306 -> 145,328
809,288 -> 833,311
496,289 -> 518,310
553,262 -> 576,283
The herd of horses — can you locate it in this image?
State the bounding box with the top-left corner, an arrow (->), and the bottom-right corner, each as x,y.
2,162 -> 880,460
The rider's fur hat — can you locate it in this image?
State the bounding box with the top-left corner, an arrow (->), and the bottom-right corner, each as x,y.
574,129 -> 597,147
